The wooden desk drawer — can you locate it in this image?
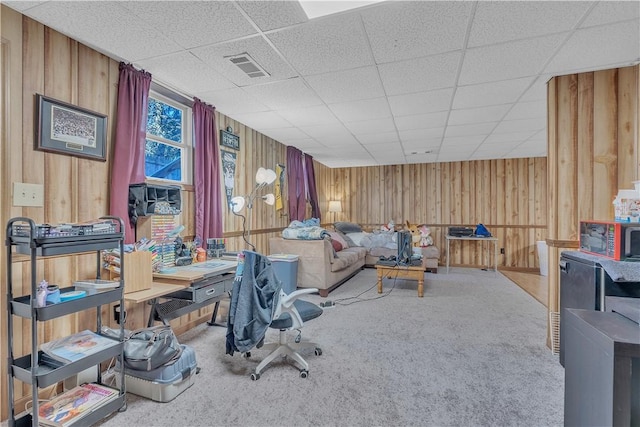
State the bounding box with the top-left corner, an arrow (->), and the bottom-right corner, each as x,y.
166,274 -> 233,303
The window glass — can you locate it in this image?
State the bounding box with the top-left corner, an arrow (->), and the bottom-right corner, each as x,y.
144,93 -> 191,184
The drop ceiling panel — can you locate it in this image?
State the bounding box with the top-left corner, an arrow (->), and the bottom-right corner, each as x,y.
545,21 -> 640,74
483,131 -> 539,145
260,127 -> 312,142
448,105 -> 512,126
136,52 -> 235,94
192,36 -> 297,86
267,13 -> 374,75
453,77 -> 535,109
120,1 -> 256,49
229,111 -> 293,130
445,122 -> 497,138
344,117 -> 396,135
580,2 -> 640,28
361,1 -> 474,63
238,1 -> 308,32
459,35 -> 566,86
304,67 -> 385,104
395,111 -> 449,131
399,127 -> 445,142
441,135 -> 487,147
367,142 -> 404,153
503,100 -> 547,121
379,52 -> 461,96
328,98 -> 392,122
493,117 -> 546,134
402,139 -> 442,151
276,105 -> 340,127
22,2 -> 183,61
243,78 -> 323,110
388,88 -> 454,117
357,132 -> 399,145
299,123 -> 353,140
199,88 -> 268,115
468,1 -> 592,48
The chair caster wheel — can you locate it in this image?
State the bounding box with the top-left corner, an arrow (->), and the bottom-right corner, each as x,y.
300,370 -> 308,379
251,372 -> 260,381
315,347 -> 322,356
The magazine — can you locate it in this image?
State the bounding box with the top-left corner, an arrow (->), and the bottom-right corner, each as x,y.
40,330 -> 117,363
38,383 -> 118,427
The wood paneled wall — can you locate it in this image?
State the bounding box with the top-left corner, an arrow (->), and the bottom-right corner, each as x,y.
547,65 -> 639,346
315,159 -> 548,270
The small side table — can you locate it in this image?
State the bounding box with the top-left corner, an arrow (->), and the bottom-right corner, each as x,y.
375,264 -> 425,297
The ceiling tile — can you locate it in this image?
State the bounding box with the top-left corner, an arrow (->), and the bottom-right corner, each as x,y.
459,34 -> 566,85
361,1 -> 474,63
357,132 -> 399,145
304,66 -> 385,104
483,131 -> 539,145
441,135 -> 487,147
493,117 -> 546,134
399,127 -> 445,142
243,78 -> 323,110
260,127 -> 311,142
238,1 -> 308,32
23,2 -> 183,61
120,1 -> 256,49
448,104 -> 512,126
317,134 -> 360,149
276,105 -> 340,127
468,1 -> 592,47
200,88 -> 269,115
191,36 -> 297,86
445,123 -> 497,138
344,117 -> 396,135
580,2 -> 640,28
267,13 -> 374,75
545,21 -> 640,74
503,100 -> 547,121
395,111 -> 449,131
299,123 -> 353,140
388,88 -> 454,117
406,154 -> 439,164
453,77 -> 535,109
367,141 -> 404,153
136,52 -> 235,95
328,98 -> 392,122
402,139 -> 442,151
379,52 -> 461,96
228,111 -> 293,131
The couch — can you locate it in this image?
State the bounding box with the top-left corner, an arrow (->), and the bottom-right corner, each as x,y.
269,237 -> 366,297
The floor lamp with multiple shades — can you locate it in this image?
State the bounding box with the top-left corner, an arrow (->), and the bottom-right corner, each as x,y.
328,200 -> 342,223
230,167 -> 277,250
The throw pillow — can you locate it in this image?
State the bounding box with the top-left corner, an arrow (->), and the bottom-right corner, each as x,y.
344,231 -> 368,247
334,221 -> 363,234
330,238 -> 343,253
327,230 -> 349,249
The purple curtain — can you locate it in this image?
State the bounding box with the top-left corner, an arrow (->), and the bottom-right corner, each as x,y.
286,146 -> 306,221
304,153 -> 320,220
109,63 -> 151,243
193,98 -> 223,241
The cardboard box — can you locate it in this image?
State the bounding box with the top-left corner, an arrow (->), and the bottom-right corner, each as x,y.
109,251 -> 153,293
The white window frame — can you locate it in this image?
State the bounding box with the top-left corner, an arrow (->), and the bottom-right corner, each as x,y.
145,90 -> 193,185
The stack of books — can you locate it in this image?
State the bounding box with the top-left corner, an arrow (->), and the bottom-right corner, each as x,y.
38,383 -> 118,427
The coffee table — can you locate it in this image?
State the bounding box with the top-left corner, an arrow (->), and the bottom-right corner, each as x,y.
375,264 -> 425,297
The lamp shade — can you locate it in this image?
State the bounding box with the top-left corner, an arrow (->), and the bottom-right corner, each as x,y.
328,200 -> 342,213
255,167 -> 277,185
262,193 -> 275,205
230,196 -> 245,213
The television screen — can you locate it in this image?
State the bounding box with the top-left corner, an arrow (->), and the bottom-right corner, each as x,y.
397,230 -> 412,265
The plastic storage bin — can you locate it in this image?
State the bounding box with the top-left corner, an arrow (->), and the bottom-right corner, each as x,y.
268,254 -> 299,294
116,344 -> 197,402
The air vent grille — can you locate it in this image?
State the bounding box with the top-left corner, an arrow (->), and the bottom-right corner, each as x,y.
226,53 -> 270,78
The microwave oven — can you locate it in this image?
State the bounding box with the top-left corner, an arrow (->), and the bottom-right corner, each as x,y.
579,220 -> 640,260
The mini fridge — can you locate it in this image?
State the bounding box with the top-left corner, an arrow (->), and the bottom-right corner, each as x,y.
559,250 -> 640,366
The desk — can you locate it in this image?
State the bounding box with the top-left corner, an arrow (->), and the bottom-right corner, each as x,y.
375,264 -> 425,297
445,235 -> 498,273
127,260 -> 237,327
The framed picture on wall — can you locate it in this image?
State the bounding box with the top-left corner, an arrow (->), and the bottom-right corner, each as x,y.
36,94 -> 108,161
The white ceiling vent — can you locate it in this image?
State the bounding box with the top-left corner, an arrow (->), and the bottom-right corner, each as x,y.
226,53 -> 270,78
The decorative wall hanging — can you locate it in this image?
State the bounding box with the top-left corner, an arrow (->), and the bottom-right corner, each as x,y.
221,150 -> 237,209
220,126 -> 240,150
36,94 -> 107,161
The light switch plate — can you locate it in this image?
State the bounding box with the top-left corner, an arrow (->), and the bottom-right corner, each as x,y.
13,182 -> 44,207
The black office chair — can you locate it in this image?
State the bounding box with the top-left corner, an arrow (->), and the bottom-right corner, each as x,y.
226,250 -> 323,380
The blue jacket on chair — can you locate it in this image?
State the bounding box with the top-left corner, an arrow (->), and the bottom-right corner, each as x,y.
226,251 -> 282,355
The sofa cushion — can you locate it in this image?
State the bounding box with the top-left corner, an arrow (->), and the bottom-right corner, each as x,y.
334,221 -> 362,234
327,230 -> 349,249
331,247 -> 366,272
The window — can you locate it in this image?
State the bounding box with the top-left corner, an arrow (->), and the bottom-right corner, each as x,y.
145,92 -> 192,184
